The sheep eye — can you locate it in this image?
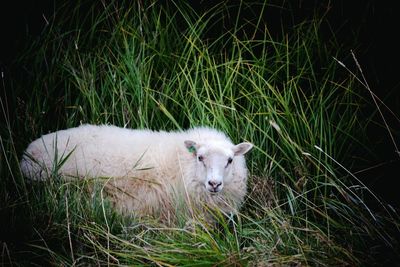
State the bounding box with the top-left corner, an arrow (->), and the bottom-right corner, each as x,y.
227,157 -> 233,164
198,155 -> 204,162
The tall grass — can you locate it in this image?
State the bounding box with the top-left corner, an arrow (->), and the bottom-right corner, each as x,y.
1,1 -> 399,266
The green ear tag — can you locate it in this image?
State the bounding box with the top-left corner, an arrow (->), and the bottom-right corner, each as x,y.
188,146 -> 196,154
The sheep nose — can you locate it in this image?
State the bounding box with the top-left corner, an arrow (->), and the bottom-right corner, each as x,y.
208,180 -> 222,190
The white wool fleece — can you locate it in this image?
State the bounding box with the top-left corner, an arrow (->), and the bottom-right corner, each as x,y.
20,124 -> 253,220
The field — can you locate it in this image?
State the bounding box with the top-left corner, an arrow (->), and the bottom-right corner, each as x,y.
1,1 -> 399,266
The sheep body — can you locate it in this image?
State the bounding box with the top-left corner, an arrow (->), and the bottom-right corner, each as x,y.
20,124 -> 252,219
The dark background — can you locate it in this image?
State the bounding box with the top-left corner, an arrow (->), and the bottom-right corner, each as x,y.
1,1 -> 399,208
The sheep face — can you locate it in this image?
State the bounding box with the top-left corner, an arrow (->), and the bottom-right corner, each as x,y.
184,140 -> 253,194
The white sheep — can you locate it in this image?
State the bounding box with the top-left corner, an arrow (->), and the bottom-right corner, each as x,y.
20,124 -> 253,221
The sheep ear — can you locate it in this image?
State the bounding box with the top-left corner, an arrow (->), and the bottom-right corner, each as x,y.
184,140 -> 197,155
233,142 -> 253,156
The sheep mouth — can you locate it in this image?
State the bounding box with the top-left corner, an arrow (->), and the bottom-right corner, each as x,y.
207,188 -> 222,194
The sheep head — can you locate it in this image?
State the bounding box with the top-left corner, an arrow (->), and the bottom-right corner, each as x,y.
184,140 -> 253,193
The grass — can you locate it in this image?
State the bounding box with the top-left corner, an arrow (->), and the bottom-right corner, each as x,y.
1,0 -> 399,266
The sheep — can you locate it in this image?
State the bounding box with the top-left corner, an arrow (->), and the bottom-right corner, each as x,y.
20,124 -> 253,221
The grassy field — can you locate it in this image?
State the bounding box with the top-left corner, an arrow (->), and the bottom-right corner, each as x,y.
1,1 -> 399,266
